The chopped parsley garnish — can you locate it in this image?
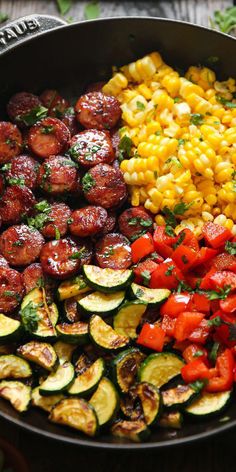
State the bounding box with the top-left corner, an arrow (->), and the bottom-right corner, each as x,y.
204,285 -> 231,301
1,163 -> 11,172
165,225 -> 175,237
41,125 -> 54,134
178,138 -> 186,146
207,316 -> 222,328
27,200 -> 52,230
216,95 -> 236,108
82,173 -> 95,193
225,241 -> 236,255
103,246 -> 115,257
136,288 -> 145,297
136,101 -> 145,111
190,113 -> 204,126
174,97 -> 181,103
181,255 -> 189,264
128,217 -> 152,228
18,106 -> 48,126
35,200 -> 51,213
193,350 -> 204,358
67,217 -> 74,225
20,301 -> 40,333
165,265 -> 175,276
177,280 -> 192,292
118,135 -> 133,162
69,247 -> 86,260
173,232 -> 185,249
189,380 -> 207,393
55,227 -> 61,240
12,240 -> 24,247
141,270 -> 151,287
163,202 -> 193,227
3,290 -> 15,297
209,342 -> 220,362
7,177 -> 25,186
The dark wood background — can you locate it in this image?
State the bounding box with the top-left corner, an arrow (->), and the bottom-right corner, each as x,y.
0,1 -> 236,470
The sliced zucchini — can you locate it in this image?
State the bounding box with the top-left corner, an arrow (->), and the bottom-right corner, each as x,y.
83,265 -> 133,293
163,384 -> 197,409
39,362 -> 74,395
31,386 -> 64,413
48,303 -> 59,326
63,298 -> 80,323
17,341 -> 57,371
138,353 -> 184,389
0,313 -> 22,343
53,341 -> 77,364
113,301 -> 147,339
58,275 -> 90,301
78,291 -> 125,316
120,394 -> 143,421
185,390 -> 232,418
0,355 -> 32,380
112,348 -> 145,393
0,380 -> 31,412
21,288 -> 56,340
49,398 -> 98,436
68,358 -> 104,396
89,315 -> 129,351
74,353 -> 92,375
131,283 -> 170,306
136,382 -> 162,426
159,411 -> 183,429
111,420 -> 150,442
56,322 -> 89,344
90,378 -> 119,426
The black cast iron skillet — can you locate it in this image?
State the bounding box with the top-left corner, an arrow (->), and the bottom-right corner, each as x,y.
0,14 -> 236,449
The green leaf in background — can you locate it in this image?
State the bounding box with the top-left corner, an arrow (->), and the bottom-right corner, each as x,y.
84,1 -> 100,20
211,7 -> 236,34
0,12 -> 8,23
56,0 -> 72,16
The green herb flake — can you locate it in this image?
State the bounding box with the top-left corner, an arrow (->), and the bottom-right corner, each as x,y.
177,280 -> 193,293
189,380 -> 207,393
174,97 -> 181,103
35,200 -> 51,213
12,240 -> 24,247
136,101 -> 145,111
82,173 -> 96,193
193,350 -> 204,358
178,138 -> 186,146
205,285 -> 231,301
8,177 -> 25,186
141,270 -> 151,287
136,288 -> 145,297
118,135 -> 133,162
20,301 -> 39,333
1,163 -> 11,172
18,106 -> 48,126
165,265 -> 175,276
181,255 -> 189,265
67,217 -> 74,225
190,113 -> 204,126
209,342 -> 220,362
207,316 -> 222,328
69,247 -> 86,260
216,95 -> 236,108
103,246 -> 115,257
3,291 -> 15,297
173,231 -> 185,249
41,125 -> 54,134
165,225 -> 175,237
55,227 -> 61,240
84,1 -> 100,20
225,241 -> 236,256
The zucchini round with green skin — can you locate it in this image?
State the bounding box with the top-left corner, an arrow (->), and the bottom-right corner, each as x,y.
56,322 -> 89,345
162,384 -> 197,409
17,341 -> 58,371
53,341 -> 77,364
58,275 -> 90,301
21,288 -> 56,340
74,354 -> 92,375
136,382 -> 162,426
113,301 -> 147,339
39,362 -> 74,395
31,386 -> 64,413
89,315 -> 129,351
78,291 -> 125,316
131,283 -> 170,306
112,348 -> 145,393
185,390 -> 232,418
0,355 -> 32,380
159,411 -> 183,429
138,353 -> 184,389
49,398 -> 98,437
68,358 -> 104,396
111,420 -> 150,443
83,265 -> 133,293
63,298 -> 80,323
0,381 -> 31,413
0,313 -> 22,344
48,303 -> 59,326
90,378 -> 119,426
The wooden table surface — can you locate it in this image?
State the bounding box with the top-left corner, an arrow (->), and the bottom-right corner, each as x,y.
0,0 -> 236,471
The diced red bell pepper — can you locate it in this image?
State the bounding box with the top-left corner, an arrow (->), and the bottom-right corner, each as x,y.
174,311 -> 205,341
182,343 -> 208,363
150,259 -> 184,290
188,319 -> 210,344
192,247 -> 218,268
131,232 -> 155,263
133,259 -> 159,285
200,269 -> 218,290
172,340 -> 190,352
220,294 -> 236,314
211,311 -> 236,348
185,274 -> 202,289
189,293 -> 211,313
205,349 -> 234,392
205,270 -> 236,291
181,359 -> 211,383
176,228 -> 200,252
207,252 -> 236,273
137,323 -> 165,352
160,292 -> 191,318
172,245 -> 198,272
161,314 -> 176,337
202,222 -> 232,249
153,226 -> 177,258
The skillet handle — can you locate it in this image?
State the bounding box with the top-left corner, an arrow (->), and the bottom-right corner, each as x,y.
0,14 -> 66,55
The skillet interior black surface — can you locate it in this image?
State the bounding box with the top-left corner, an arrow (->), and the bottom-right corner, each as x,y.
0,16 -> 236,448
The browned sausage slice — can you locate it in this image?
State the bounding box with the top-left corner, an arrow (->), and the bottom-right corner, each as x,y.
101,210 -> 116,235
7,92 -> 42,128
118,207 -> 153,241
37,155 -> 78,195
0,224 -> 44,266
95,233 -> 132,269
0,185 -> 36,225
0,254 -> 9,268
0,122 -> 22,164
5,155 -> 39,189
82,163 -> 127,209
0,267 -> 24,313
62,107 -> 78,136
28,117 -> 70,159
40,238 -> 81,279
69,130 -> 114,167
75,92 -> 121,130
69,237 -> 93,266
69,206 -> 107,237
41,202 -> 72,239
22,263 -> 43,293
40,89 -> 69,117
0,175 -> 5,196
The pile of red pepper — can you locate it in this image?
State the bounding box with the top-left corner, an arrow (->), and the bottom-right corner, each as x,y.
131,222 -> 236,393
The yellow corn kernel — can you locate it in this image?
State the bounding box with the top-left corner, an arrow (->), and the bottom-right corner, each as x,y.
137,84 -> 152,100
131,187 -> 140,206
155,214 -> 165,225
102,72 -> 128,96
202,211 -> 214,222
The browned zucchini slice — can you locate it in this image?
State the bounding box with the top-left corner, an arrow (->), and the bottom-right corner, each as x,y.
49,398 -> 98,436
17,341 -> 57,371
